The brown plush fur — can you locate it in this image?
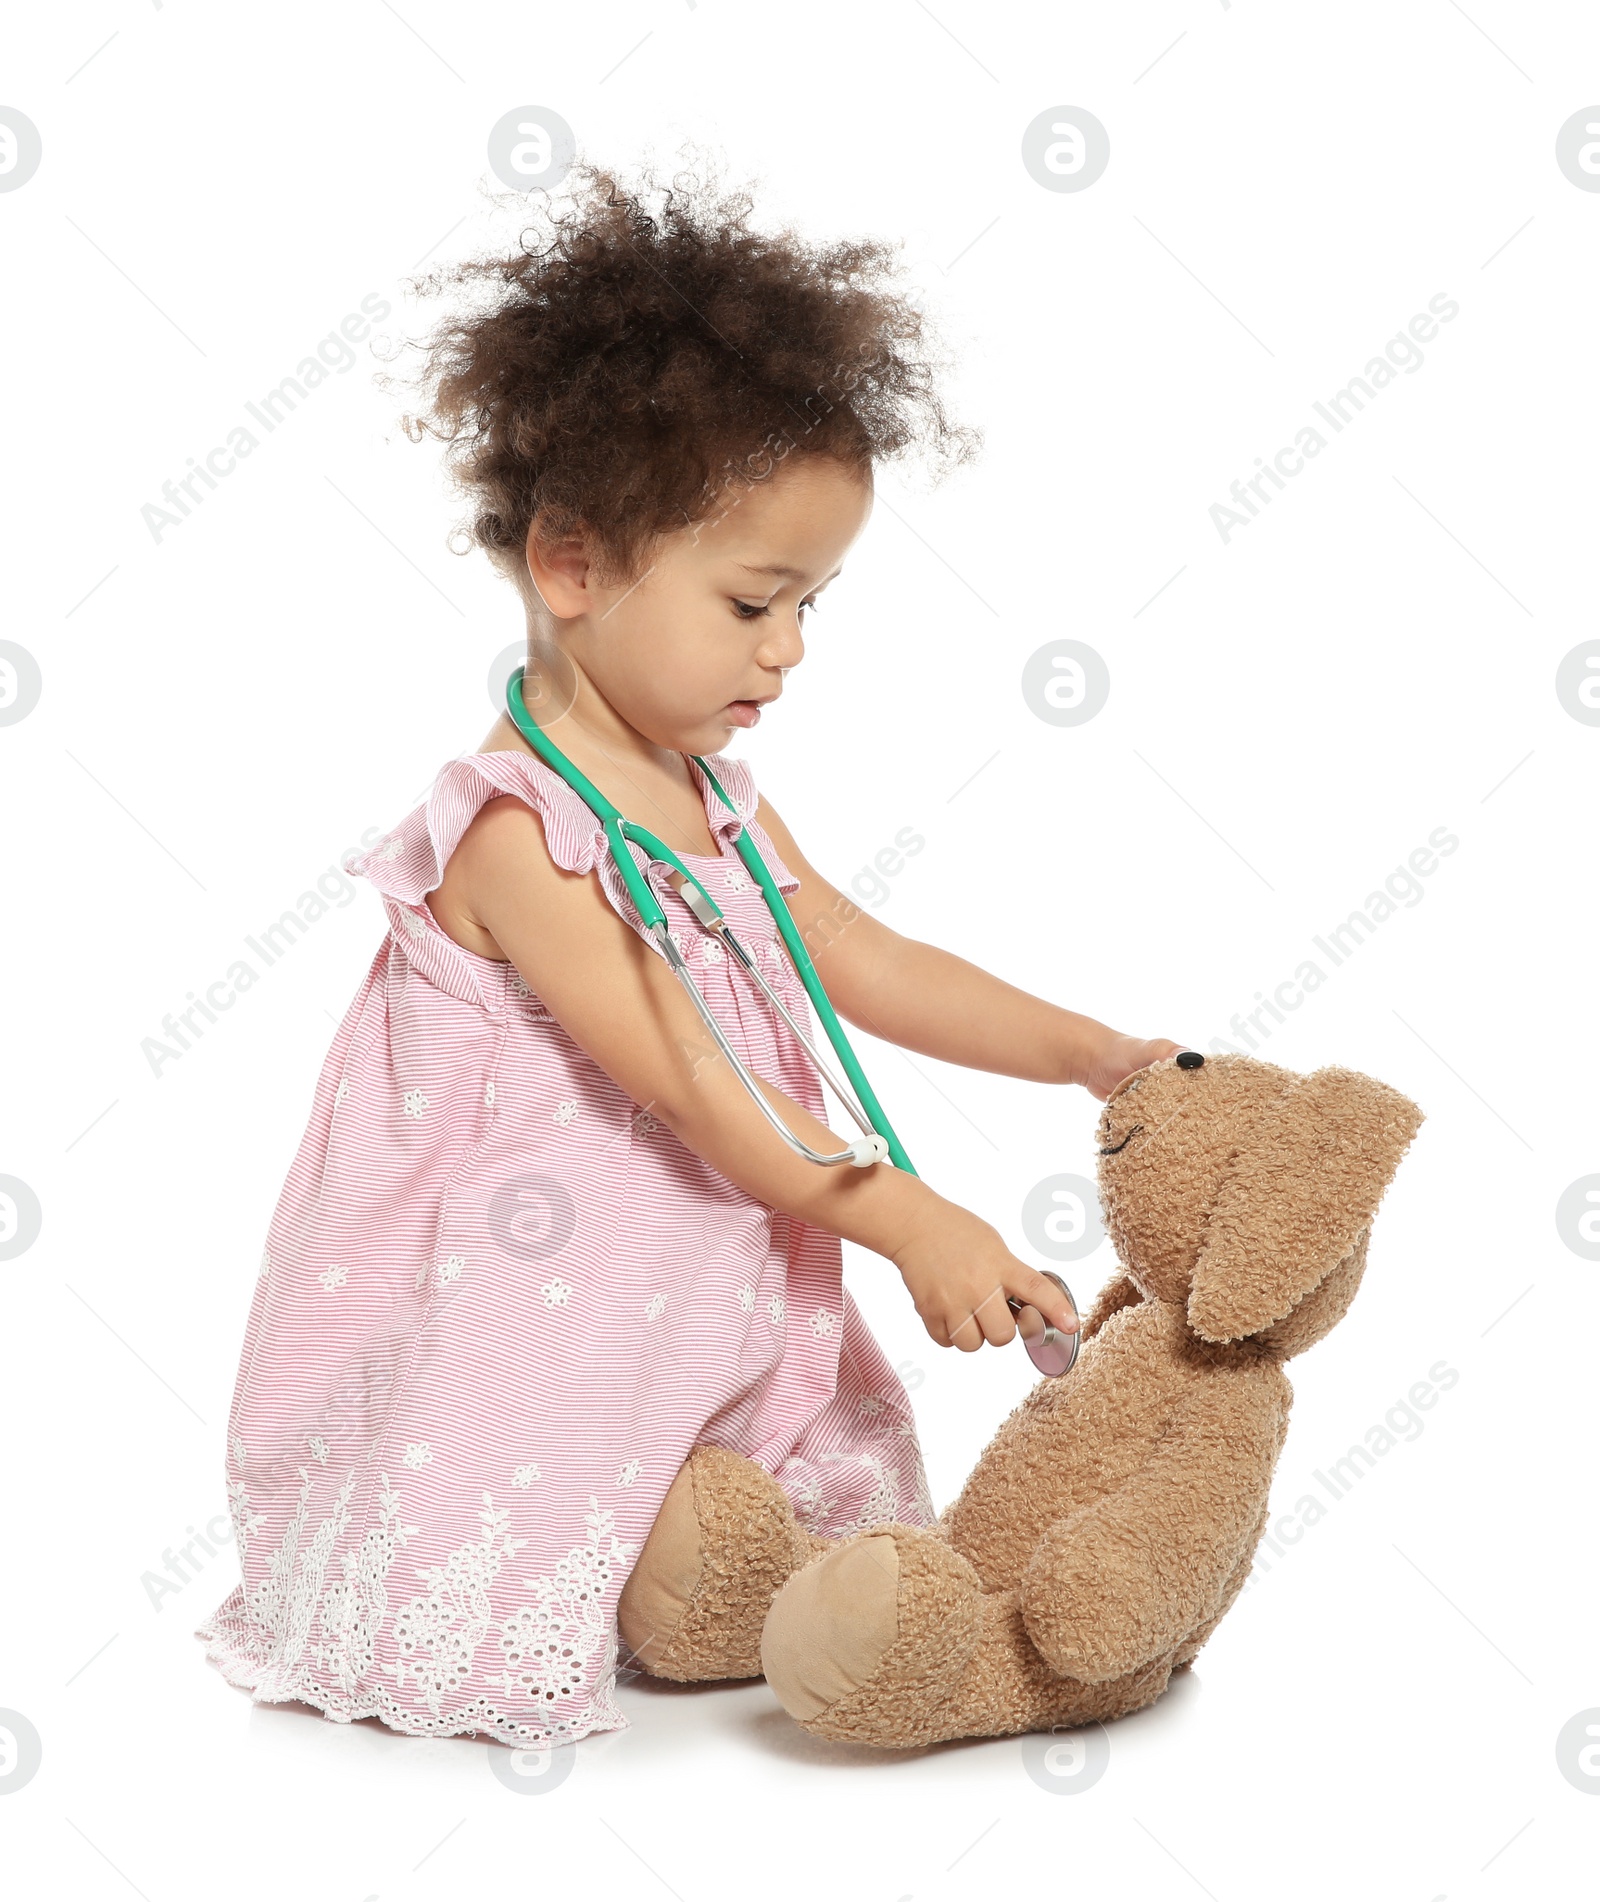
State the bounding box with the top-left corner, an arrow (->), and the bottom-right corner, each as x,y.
621,1054 -> 1423,1748
616,1443 -> 829,1680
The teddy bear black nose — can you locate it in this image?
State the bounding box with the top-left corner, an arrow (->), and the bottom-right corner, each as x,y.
1176,1051 -> 1204,1070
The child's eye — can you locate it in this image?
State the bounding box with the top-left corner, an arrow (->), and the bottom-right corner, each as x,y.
732,598 -> 821,619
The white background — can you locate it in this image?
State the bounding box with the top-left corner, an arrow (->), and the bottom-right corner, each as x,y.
3,3 -> 1597,1897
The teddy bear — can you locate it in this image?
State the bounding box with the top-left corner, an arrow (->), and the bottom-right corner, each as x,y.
615,1051 -> 1424,1748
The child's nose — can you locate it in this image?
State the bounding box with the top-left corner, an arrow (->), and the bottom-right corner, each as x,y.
760,620 -> 806,666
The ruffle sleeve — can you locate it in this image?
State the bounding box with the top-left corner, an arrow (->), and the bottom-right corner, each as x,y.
343,751 -> 609,895
340,749 -> 798,1015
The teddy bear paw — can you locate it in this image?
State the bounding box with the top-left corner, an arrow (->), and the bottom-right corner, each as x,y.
759,1524 -> 985,1746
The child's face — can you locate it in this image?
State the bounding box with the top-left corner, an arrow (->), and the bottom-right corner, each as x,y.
530,453 -> 873,755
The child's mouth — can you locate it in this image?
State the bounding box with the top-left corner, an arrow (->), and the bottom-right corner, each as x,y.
724,700 -> 763,728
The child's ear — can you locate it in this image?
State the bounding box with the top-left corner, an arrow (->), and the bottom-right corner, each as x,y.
1187,1067 -> 1424,1343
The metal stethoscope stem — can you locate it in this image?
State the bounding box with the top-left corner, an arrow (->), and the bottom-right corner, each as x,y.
652,910 -> 888,1170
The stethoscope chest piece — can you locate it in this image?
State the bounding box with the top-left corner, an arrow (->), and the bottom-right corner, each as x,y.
1007,1269 -> 1081,1377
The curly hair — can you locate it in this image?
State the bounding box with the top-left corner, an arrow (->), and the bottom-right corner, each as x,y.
387,154 -> 979,607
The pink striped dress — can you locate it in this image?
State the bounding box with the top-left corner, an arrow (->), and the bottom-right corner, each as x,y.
194,746 -> 935,1749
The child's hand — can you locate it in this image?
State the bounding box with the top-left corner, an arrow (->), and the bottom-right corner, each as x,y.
890,1199 -> 1080,1354
1080,1032 -> 1190,1103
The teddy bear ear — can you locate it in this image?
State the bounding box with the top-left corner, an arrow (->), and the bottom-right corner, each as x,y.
1186,1067 -> 1424,1344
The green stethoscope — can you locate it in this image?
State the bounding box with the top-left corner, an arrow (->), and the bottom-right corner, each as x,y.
506,664 -> 905,1172
503,665 -> 1079,1373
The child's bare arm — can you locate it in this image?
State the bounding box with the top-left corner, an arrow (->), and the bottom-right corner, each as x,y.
446,796 -> 1078,1350
752,798 -> 1185,1101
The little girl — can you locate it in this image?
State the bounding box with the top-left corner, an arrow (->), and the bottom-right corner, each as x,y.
194,162 -> 1184,1751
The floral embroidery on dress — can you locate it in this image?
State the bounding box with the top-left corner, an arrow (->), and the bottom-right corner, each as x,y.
390,1492 -> 525,1714
484,1080 -> 496,1108
700,937 -> 726,965
373,835 -> 404,862
616,1459 -> 642,1487
509,971 -> 534,1001
225,1476 -> 263,1549
437,1256 -> 466,1288
540,1276 -> 573,1308
231,1436 -> 247,1466
496,1498 -> 639,1718
334,1077 -> 350,1106
736,1283 -> 756,1313
778,1459 -> 830,1532
857,1394 -> 885,1417
319,1265 -> 350,1292
402,1089 -> 429,1120
633,1109 -> 662,1137
401,1443 -> 433,1469
399,907 -> 430,941
511,1462 -> 541,1489
778,1448 -> 930,1541
553,1100 -> 579,1127
808,1309 -> 838,1339
831,1449 -> 916,1534
258,1248 -> 271,1281
644,1292 -> 666,1321
308,1435 -> 330,1464
766,1293 -> 786,1325
722,866 -> 753,893
207,1467 -> 635,1746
